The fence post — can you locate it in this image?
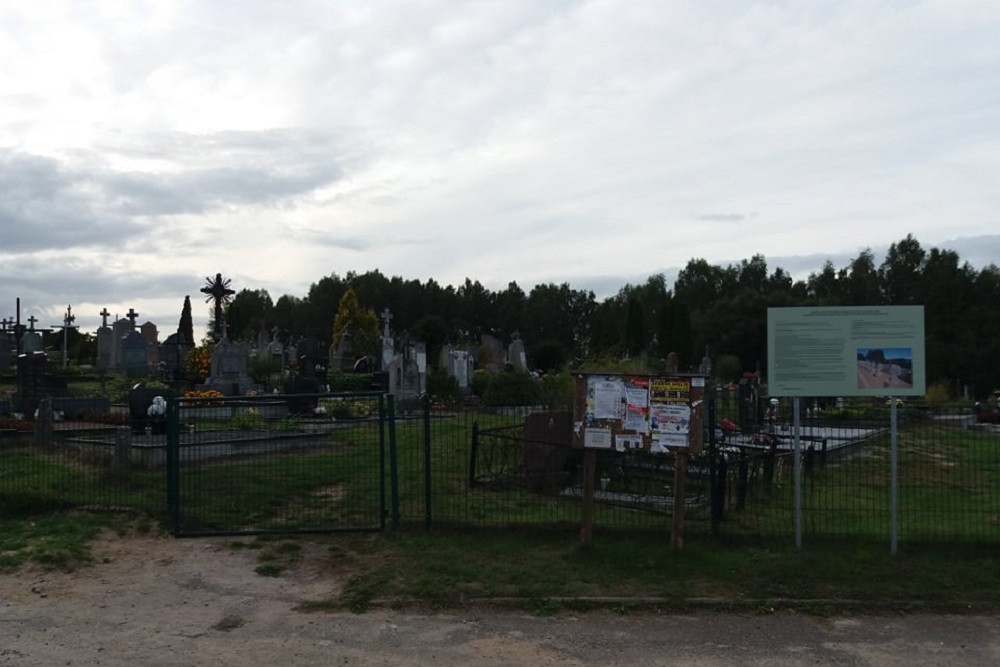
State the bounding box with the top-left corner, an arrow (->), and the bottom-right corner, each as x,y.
763,440 -> 775,490
33,398 -> 53,446
387,394 -> 400,528
378,393 -> 387,530
114,427 -> 132,475
166,395 -> 180,534
468,421 -> 480,488
423,394 -> 432,529
716,454 -> 728,519
709,397 -> 721,532
737,451 -> 748,511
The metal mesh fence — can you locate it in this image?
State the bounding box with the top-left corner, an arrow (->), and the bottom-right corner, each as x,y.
3,393 -> 997,545
167,393 -> 386,536
710,402 -> 1000,543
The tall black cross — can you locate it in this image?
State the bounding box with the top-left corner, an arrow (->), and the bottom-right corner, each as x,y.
201,273 -> 235,341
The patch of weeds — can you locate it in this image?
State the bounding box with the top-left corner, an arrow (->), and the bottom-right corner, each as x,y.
228,540 -> 257,550
614,602 -> 633,616
340,569 -> 391,613
757,599 -> 777,614
255,563 -> 284,577
530,597 -> 559,616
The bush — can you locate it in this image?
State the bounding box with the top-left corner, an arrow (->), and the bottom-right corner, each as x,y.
539,371 -> 574,410
924,381 -> 952,409
327,371 -> 375,392
482,370 -> 540,406
427,368 -> 461,404
249,355 -> 283,382
471,369 -> 492,397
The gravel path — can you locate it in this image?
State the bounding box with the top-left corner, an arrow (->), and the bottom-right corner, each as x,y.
2,533 -> 998,666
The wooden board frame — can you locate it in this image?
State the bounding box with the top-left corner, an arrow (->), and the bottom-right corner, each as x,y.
572,372 -> 708,550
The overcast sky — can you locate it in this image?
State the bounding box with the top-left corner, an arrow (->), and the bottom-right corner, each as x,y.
2,0 -> 998,340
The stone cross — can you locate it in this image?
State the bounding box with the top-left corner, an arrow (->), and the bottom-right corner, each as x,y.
52,305 -> 79,369
380,308 -> 393,338
99,307 -> 111,328
125,308 -> 139,328
1,317 -> 8,331
27,315 -> 38,331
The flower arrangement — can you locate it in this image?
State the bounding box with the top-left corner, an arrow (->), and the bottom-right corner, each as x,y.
183,345 -> 213,381
181,388 -> 225,406
147,396 -> 167,417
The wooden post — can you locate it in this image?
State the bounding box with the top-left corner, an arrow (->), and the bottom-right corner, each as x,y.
580,448 -> 597,549
671,450 -> 688,550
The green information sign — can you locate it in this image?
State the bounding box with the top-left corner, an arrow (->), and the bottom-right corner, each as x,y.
767,306 -> 926,397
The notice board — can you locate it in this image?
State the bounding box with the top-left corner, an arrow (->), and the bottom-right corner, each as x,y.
572,373 -> 707,454
767,306 -> 926,397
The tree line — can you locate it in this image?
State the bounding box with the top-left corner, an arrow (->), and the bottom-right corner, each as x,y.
222,234 -> 998,397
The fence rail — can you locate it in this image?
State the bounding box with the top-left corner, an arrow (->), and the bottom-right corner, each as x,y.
2,395 -> 997,545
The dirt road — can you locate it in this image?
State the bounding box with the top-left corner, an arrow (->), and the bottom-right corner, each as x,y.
1,533 -> 997,666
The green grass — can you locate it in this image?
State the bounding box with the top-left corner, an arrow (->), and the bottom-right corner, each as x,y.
2,405 -> 997,610
295,529 -> 1000,613
0,512 -> 135,571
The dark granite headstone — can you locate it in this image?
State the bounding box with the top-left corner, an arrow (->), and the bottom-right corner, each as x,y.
522,410 -> 573,493
159,332 -> 191,381
120,331 -> 148,377
17,351 -> 47,420
128,383 -> 174,435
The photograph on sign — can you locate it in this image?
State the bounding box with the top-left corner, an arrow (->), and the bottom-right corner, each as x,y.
856,347 -> 913,391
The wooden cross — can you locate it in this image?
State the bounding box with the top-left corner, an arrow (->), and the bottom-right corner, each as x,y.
99,307 -> 111,328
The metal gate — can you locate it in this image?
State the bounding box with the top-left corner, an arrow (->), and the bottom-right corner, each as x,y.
166,392 -> 387,537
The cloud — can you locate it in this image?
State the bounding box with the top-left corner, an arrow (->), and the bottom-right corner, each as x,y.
0,153 -> 145,252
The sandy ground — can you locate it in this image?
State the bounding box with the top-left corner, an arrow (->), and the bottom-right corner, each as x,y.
2,532 -> 999,666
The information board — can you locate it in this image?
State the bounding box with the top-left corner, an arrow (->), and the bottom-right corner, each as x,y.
573,373 -> 706,453
767,306 -> 926,397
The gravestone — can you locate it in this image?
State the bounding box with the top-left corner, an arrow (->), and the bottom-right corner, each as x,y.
441,347 -> 473,392
480,334 -> 505,372
20,316 -> 43,354
507,332 -> 527,371
699,346 -> 713,376
111,309 -> 140,370
394,341 -> 427,401
523,410 -> 573,493
268,333 -> 285,372
329,331 -> 353,371
120,331 -> 148,377
140,322 -> 159,368
96,307 -> 113,371
205,334 -> 253,395
128,382 -> 174,435
379,308 -> 394,371
17,351 -> 47,420
0,330 -> 12,373
296,336 -> 326,380
159,332 -> 190,380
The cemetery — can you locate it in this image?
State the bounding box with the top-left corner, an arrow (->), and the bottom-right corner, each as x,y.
1,269 -> 998,545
